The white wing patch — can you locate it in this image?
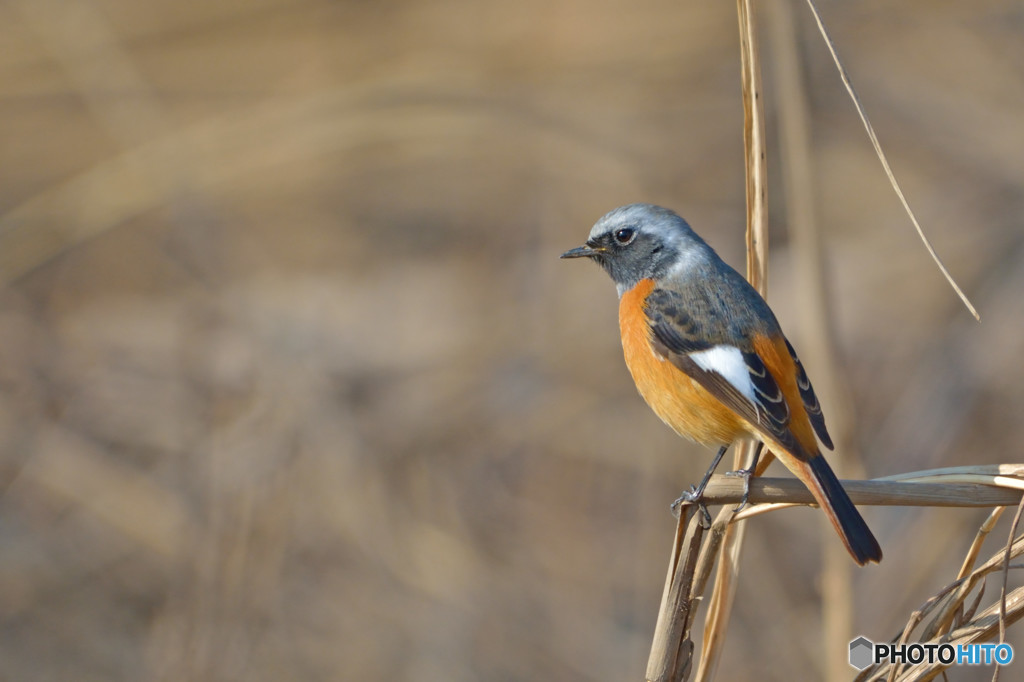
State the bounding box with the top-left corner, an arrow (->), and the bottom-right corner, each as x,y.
689,345 -> 757,405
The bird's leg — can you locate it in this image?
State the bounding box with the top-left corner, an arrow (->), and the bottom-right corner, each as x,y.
672,444 -> 729,512
725,441 -> 764,512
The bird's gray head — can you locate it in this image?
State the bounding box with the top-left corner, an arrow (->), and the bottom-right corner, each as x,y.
560,203 -> 709,295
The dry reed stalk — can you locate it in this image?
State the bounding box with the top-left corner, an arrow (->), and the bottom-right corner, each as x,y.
645,1 -> 771,678
701,473 -> 1024,511
691,1 -> 770,679
736,0 -> 770,297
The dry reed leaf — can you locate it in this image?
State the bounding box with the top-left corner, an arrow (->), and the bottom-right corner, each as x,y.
855,517 -> 1024,681
803,0 -> 980,320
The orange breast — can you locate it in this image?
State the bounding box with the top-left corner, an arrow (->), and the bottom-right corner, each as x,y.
618,279 -> 745,447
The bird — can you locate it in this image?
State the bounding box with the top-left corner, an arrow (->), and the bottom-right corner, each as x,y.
561,203 -> 882,565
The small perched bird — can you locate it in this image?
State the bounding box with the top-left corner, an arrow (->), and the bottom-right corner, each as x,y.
561,203 -> 881,565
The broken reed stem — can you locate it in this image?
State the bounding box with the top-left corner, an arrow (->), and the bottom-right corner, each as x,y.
646,505 -> 705,682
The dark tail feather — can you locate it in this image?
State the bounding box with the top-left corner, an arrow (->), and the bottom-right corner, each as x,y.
807,456 -> 883,565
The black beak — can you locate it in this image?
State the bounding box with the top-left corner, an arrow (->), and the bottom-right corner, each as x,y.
560,244 -> 603,259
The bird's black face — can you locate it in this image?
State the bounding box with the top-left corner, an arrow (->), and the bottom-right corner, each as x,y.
561,221 -> 678,292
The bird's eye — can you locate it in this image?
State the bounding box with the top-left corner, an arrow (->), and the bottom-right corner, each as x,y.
614,227 -> 635,244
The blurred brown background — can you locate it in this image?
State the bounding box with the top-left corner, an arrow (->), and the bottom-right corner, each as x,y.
1,0 -> 1023,680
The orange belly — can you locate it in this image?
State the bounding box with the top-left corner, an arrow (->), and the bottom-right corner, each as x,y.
619,279 -> 745,447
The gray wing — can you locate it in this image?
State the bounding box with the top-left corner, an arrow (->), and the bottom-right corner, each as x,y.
644,287 -> 808,459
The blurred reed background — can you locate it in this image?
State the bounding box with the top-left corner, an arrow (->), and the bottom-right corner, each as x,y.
1,0 -> 1023,680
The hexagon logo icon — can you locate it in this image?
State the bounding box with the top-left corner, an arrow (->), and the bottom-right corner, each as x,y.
849,636 -> 874,670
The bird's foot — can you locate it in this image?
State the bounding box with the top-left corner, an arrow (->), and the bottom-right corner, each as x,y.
671,485 -> 712,528
724,467 -> 754,512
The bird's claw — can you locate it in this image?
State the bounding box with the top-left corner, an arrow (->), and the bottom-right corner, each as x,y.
671,485 -> 712,527
725,467 -> 754,512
